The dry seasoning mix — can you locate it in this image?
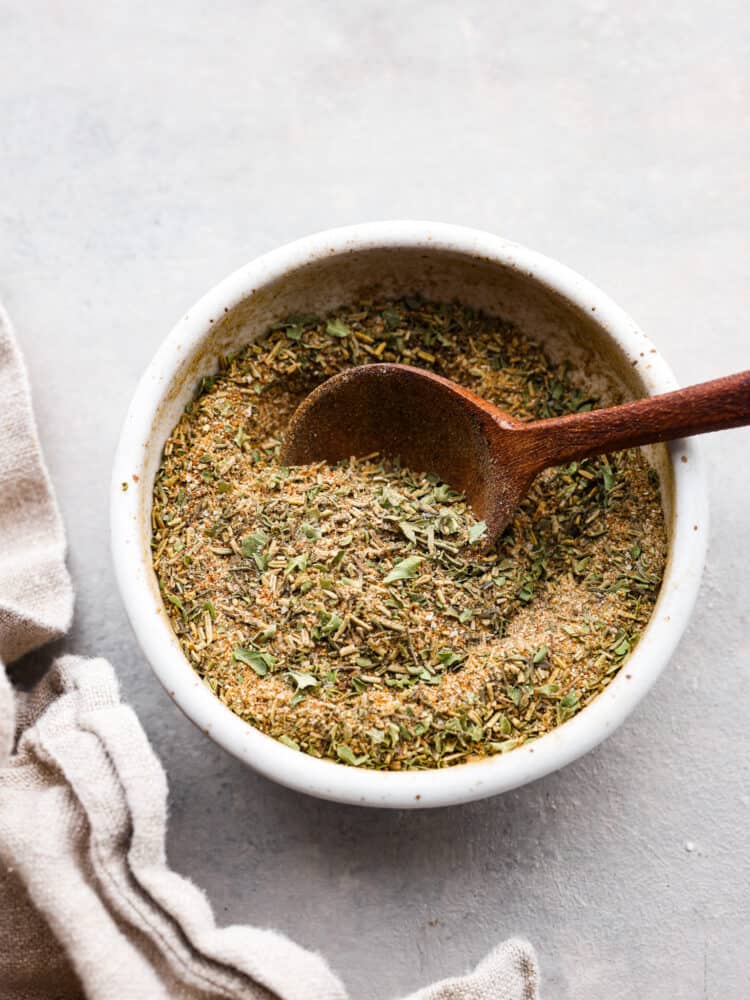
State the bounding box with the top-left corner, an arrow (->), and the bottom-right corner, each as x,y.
152,300 -> 666,769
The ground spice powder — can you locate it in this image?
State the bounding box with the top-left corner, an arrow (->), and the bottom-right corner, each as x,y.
152,299 -> 667,769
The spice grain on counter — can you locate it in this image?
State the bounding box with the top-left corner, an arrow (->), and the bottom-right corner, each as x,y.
153,299 -> 666,769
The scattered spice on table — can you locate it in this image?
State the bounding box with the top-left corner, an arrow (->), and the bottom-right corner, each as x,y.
152,299 -> 667,769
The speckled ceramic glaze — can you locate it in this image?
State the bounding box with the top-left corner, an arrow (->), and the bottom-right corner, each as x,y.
111,222 -> 708,808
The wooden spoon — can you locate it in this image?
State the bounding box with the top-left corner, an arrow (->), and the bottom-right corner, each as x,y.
281,363 -> 750,545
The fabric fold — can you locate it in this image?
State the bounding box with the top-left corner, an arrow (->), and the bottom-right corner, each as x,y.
2,656 -> 346,1000
0,305 -> 74,673
401,939 -> 539,1000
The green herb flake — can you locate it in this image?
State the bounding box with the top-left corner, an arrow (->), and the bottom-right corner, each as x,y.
326,319 -> 350,338
242,531 -> 268,557
335,745 -> 368,766
320,612 -> 343,636
383,555 -> 423,584
286,553 -> 308,574
166,593 -> 185,613
536,683 -> 559,697
278,735 -> 300,750
468,521 -> 488,544
233,647 -> 276,676
437,648 -> 464,668
288,670 -> 319,690
557,691 -> 581,724
399,521 -> 418,543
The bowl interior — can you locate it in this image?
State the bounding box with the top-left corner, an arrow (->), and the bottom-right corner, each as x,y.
113,227 -> 704,808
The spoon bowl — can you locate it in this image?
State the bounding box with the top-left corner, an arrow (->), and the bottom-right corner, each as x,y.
282,363 -> 533,541
283,361 -> 750,544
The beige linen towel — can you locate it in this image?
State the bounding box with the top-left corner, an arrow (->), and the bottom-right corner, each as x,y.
0,303 -> 539,1000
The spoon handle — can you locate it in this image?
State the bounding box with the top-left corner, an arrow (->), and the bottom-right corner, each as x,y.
522,369 -> 750,468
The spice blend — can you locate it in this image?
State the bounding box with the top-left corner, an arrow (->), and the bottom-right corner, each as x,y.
152,300 -> 667,769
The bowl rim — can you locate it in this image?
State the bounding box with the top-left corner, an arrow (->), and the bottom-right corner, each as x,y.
111,220 -> 708,808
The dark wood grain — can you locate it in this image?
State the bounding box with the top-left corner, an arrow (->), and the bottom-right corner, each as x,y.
519,370 -> 750,469
282,363 -> 750,544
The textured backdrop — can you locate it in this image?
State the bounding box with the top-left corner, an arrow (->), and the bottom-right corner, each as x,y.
1,2 -> 748,997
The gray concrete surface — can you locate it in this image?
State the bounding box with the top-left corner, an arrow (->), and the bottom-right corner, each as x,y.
2,2 -> 749,996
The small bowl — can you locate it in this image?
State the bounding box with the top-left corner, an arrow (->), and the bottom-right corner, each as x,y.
111,222 -> 707,808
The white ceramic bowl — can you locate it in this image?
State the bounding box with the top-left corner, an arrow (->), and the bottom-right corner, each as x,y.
111,222 -> 707,808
